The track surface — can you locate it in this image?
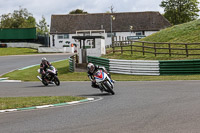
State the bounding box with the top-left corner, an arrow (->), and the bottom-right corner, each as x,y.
1,55 -> 200,133
0,53 -> 73,76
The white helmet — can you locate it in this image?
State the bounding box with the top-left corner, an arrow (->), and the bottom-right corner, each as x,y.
87,63 -> 95,73
42,57 -> 47,62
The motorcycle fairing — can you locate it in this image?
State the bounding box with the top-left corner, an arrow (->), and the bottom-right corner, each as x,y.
94,70 -> 104,80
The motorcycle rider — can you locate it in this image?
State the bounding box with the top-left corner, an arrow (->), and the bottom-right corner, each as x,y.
87,63 -> 114,89
40,57 -> 52,80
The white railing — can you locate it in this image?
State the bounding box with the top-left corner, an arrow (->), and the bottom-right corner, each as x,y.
109,59 -> 160,75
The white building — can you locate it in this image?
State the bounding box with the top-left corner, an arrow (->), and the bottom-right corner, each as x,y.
50,11 -> 171,48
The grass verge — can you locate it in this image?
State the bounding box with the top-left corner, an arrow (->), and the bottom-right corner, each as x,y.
1,59 -> 88,81
0,96 -> 85,110
2,59 -> 200,81
0,48 -> 38,56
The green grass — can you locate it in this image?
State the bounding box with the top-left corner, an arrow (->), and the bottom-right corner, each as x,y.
0,60 -> 86,110
0,48 -> 38,56
111,73 -> 200,81
102,52 -> 200,60
104,19 -> 200,60
0,96 -> 85,110
2,59 -> 200,81
142,19 -> 200,43
1,60 -> 88,81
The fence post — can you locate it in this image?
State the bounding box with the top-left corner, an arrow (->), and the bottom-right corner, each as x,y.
142,42 -> 145,56
113,46 -> 115,54
168,43 -> 171,56
185,44 -> 188,57
154,43 -> 157,57
131,45 -> 133,55
121,46 -> 123,54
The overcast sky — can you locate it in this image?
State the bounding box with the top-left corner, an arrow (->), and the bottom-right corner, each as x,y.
0,0 -> 200,25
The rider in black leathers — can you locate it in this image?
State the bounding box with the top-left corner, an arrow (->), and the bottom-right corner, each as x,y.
87,63 -> 113,88
40,57 -> 52,80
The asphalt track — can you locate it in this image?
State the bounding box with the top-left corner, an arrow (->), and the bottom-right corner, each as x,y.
1,54 -> 200,133
0,53 -> 73,76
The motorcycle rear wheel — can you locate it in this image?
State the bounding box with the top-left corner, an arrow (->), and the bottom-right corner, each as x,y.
42,80 -> 48,86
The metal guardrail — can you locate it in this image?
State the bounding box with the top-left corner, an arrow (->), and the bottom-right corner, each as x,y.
87,56 -> 110,71
86,56 -> 200,75
160,59 -> 200,75
87,56 -> 159,75
109,59 -> 160,75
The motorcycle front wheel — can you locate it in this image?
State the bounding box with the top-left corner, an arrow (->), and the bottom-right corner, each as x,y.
54,76 -> 60,86
104,81 -> 115,95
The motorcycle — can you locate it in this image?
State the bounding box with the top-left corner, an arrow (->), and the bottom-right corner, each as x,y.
37,66 -> 60,86
94,70 -> 115,95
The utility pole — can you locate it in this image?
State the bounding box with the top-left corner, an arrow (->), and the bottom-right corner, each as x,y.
110,15 -> 115,45
110,5 -> 114,13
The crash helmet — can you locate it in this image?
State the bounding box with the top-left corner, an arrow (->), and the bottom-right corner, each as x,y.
42,57 -> 47,62
87,63 -> 95,73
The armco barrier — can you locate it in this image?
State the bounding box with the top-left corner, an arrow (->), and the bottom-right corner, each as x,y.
86,56 -> 200,75
87,56 -> 109,71
159,60 -> 200,75
87,56 -> 159,75
109,59 -> 160,75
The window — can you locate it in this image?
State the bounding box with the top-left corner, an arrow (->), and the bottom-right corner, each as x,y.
64,34 -> 69,39
57,34 -> 69,39
136,32 -> 142,36
107,33 -> 116,38
57,35 -> 63,39
83,33 -> 90,36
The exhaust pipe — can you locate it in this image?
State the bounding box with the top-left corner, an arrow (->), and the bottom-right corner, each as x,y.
37,76 -> 42,81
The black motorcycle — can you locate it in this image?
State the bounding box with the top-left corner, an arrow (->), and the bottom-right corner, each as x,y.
37,66 -> 60,86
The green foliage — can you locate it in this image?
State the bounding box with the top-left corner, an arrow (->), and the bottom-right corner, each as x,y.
0,7 -> 49,35
160,0 -> 200,25
0,7 -> 36,28
36,16 -> 49,35
69,9 -> 88,14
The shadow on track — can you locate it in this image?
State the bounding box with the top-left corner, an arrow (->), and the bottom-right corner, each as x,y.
24,85 -> 56,88
79,93 -> 111,97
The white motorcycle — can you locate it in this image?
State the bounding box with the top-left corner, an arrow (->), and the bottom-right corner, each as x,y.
37,66 -> 60,86
94,70 -> 115,95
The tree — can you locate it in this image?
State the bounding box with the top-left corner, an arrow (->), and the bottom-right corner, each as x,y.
69,9 -> 88,14
160,0 -> 200,25
0,7 -> 36,28
37,16 -> 49,35
0,13 -> 13,28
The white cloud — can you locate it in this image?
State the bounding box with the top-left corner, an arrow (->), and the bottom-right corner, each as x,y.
1,0 -> 198,25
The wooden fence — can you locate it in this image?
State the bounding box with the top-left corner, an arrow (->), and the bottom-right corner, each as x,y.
112,40 -> 200,57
